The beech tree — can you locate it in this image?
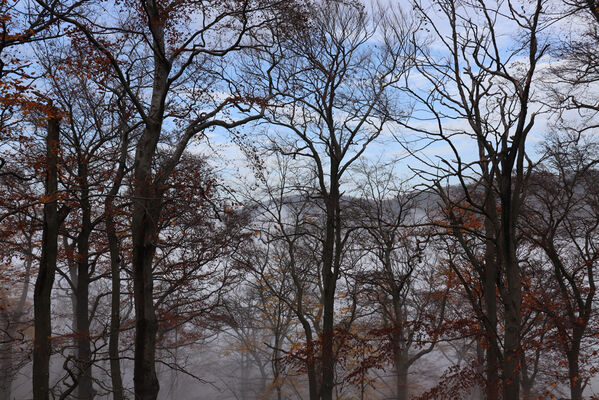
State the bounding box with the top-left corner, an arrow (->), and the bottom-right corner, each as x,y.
237,152 -> 371,399
239,154 -> 326,399
34,36 -> 137,399
245,2 -> 415,397
353,165 -> 447,400
33,108 -> 62,400
33,0 -> 301,397
522,132 -> 599,400
221,284 -> 294,400
402,0 -> 549,397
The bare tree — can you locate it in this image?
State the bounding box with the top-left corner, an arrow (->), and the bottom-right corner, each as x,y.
221,283 -> 294,400
244,2 -> 415,397
33,1 -> 298,397
33,110 -> 62,400
0,176 -> 38,399
36,43 -> 127,400
522,132 -> 599,400
353,164 -> 446,400
401,0 -> 549,398
239,153 -> 326,400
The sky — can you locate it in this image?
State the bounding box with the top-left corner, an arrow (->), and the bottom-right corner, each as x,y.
197,0 -> 572,196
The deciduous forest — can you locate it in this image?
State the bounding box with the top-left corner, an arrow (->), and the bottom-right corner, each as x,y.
1,0 -> 599,399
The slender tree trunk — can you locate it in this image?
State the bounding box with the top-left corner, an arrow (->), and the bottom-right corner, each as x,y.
483,212 -> 500,400
500,173 -> 521,400
66,241 -> 78,336
320,158 -> 344,400
272,334 -> 283,400
321,190 -> 338,400
105,97 -> 128,400
106,199 -> 124,400
33,116 -> 60,400
307,361 -> 319,400
484,307 -> 500,400
390,307 -> 409,400
297,315 -> 319,400
76,163 -> 93,400
320,276 -> 335,400
130,123 -> 168,400
502,271 -> 521,400
75,262 -> 92,400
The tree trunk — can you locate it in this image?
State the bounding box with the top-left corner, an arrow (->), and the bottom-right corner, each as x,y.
76,162 -> 93,400
33,115 -> 60,400
105,97 -> 128,400
483,213 -> 500,400
131,132 -> 164,399
272,333 -> 283,400
390,313 -> 409,400
131,198 -> 160,400
567,348 -> 582,400
502,274 -> 521,400
106,199 -> 124,400
500,173 -> 521,400
484,313 -> 500,400
395,360 -> 409,400
131,3 -> 169,396
304,329 -> 319,400
320,186 -> 339,400
320,275 -> 335,400
307,359 -> 319,400
297,316 -> 318,400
